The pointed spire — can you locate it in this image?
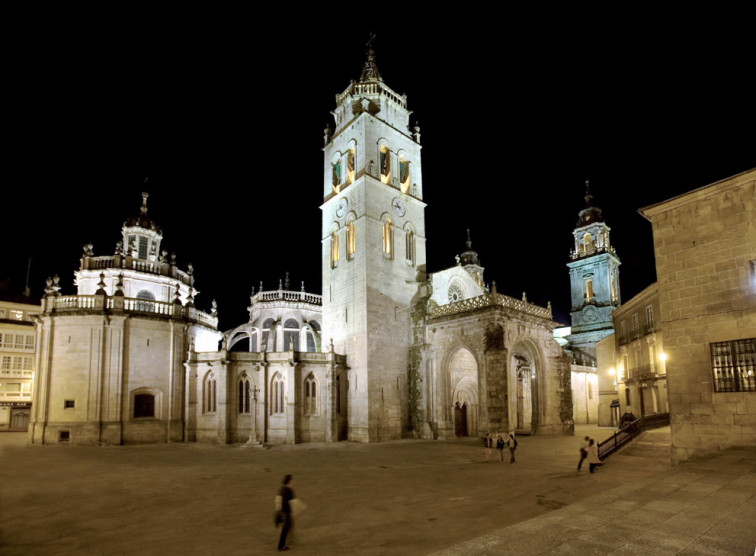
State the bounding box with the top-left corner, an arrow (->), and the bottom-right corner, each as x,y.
360,34 -> 382,82
459,229 -> 480,266
576,180 -> 604,226
466,228 -> 472,249
584,180 -> 593,207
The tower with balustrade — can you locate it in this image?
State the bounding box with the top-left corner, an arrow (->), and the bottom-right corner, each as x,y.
29,193 -> 221,445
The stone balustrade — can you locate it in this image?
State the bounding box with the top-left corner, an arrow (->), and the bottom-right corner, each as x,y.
251,290 -> 322,306
429,292 -> 552,320
45,295 -> 217,328
337,81 -> 407,109
81,255 -> 193,286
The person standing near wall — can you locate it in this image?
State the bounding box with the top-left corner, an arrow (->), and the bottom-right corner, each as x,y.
507,433 -> 518,463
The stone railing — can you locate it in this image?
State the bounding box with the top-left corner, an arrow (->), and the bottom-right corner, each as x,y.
45,295 -> 218,328
570,245 -> 617,261
429,292 -> 552,320
251,290 -> 322,306
81,255 -> 193,286
337,81 -> 407,109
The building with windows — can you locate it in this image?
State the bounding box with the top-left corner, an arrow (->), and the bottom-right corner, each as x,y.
612,282 -> 668,420
639,168 -> 755,463
30,45 -> 575,446
0,295 -> 39,431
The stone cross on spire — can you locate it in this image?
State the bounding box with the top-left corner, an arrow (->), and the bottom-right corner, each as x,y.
360,34 -> 381,82
584,179 -> 593,207
141,191 -> 149,214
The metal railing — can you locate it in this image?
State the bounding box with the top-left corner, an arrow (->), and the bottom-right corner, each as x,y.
597,412 -> 670,460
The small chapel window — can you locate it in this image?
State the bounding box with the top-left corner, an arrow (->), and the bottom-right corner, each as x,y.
271,373 -> 285,415
204,372 -> 217,414
239,373 -> 251,414
405,229 -> 416,266
304,373 -> 317,416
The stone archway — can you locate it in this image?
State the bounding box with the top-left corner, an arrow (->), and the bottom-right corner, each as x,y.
510,339 -> 542,435
448,348 -> 479,437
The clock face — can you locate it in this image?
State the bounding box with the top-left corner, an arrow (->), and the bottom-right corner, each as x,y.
336,198 -> 347,218
392,198 -> 406,216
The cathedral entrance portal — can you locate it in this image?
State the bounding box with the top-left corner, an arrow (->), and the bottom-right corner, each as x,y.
448,348 -> 478,437
510,341 -> 541,435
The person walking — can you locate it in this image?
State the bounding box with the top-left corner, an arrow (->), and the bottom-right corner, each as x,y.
577,436 -> 590,471
483,433 -> 493,461
496,435 -> 505,462
507,433 -> 518,463
276,474 -> 295,551
586,438 -> 602,473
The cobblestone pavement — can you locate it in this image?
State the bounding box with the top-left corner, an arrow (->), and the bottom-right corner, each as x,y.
1,426 -> 753,555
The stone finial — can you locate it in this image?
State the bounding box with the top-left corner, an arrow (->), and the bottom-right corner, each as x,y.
547,301 -> 552,314
455,254 -> 460,265
329,338 -> 334,353
360,33 -> 381,81
141,191 -> 149,214
584,179 -> 593,207
187,263 -> 194,276
170,253 -> 176,264
186,287 -> 195,308
83,243 -> 94,257
95,273 -> 108,296
259,281 -> 264,292
114,274 -> 125,297
324,125 -> 332,145
522,292 -> 527,302
173,283 -> 182,305
44,277 -> 54,297
492,281 -> 498,294
301,281 -> 305,292
413,123 -> 421,143
160,250 -> 167,263
211,299 -> 218,316
278,278 -> 283,290
285,272 -> 290,290
115,240 -> 123,256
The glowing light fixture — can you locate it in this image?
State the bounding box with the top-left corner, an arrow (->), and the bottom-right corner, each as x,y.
659,352 -> 668,362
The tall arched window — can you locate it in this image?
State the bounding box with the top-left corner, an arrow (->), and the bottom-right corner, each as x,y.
284,319 -> 300,351
583,232 -> 593,255
238,373 -> 251,414
346,220 -> 356,259
204,372 -> 217,414
262,318 -> 275,351
382,217 -> 393,258
380,145 -> 391,184
347,148 -> 356,184
304,373 -> 317,416
271,373 -> 285,415
399,155 -> 410,193
405,228 -> 415,265
331,230 -> 340,267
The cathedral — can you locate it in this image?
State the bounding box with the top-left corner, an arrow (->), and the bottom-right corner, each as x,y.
28,46 -> 610,446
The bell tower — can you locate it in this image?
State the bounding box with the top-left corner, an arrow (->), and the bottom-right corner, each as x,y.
321,40 -> 426,442
566,181 -> 621,365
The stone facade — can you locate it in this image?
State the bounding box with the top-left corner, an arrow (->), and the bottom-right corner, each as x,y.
0,296 -> 39,430
640,168 -> 756,463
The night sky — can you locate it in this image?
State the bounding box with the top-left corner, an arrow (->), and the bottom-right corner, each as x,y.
3,17 -> 755,330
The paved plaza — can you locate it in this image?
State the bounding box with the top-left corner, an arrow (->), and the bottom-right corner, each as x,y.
1,426 -> 754,555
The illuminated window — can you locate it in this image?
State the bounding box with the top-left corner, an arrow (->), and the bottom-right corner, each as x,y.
585,279 -> 594,301
284,319 -> 300,351
304,373 -> 317,415
331,230 -> 340,267
238,373 -> 251,414
380,145 -> 391,184
711,338 -> 756,392
271,373 -> 285,415
382,217 -> 393,257
582,232 -> 593,255
347,148 -> 355,184
138,236 -> 148,259
346,220 -> 356,259
399,156 -> 410,193
9,310 -> 23,321
203,372 -> 217,414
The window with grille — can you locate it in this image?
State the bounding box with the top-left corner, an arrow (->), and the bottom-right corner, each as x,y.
711,338 -> 756,392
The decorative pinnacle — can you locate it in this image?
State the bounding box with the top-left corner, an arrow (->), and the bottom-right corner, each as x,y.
466,228 -> 472,249
360,33 -> 381,82
584,180 -> 593,207
141,191 -> 149,214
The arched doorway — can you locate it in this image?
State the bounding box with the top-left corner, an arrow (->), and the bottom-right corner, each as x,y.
448,348 -> 478,437
510,340 -> 541,435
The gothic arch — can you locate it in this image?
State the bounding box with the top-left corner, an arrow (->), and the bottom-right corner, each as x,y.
442,345 -> 480,437
508,336 -> 545,435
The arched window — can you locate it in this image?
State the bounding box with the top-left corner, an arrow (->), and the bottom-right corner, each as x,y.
271,373 -> 285,415
134,393 -> 155,418
138,236 -> 149,259
399,155 -> 410,194
304,373 -> 317,415
346,220 -> 356,259
262,318 -> 275,351
585,278 -> 594,301
405,227 -> 415,266
284,319 -> 300,351
382,217 -> 393,258
347,148 -> 356,184
332,159 -> 342,189
238,373 -> 251,414
331,230 -> 340,267
583,232 -> 593,255
305,328 -> 316,352
380,145 -> 391,184
135,290 -> 155,312
204,372 -> 217,414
